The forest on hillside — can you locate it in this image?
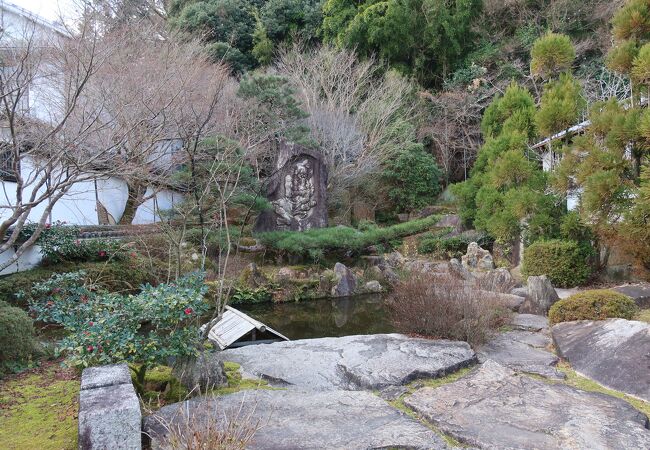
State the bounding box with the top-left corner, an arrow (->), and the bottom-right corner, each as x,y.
82,0 -> 649,273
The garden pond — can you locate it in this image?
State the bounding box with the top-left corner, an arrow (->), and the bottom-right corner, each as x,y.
239,294 -> 395,340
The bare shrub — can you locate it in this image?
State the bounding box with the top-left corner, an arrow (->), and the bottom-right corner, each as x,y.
146,396 -> 264,450
388,273 -> 511,346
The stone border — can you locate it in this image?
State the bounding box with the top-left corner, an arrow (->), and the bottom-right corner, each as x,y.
78,363 -> 142,450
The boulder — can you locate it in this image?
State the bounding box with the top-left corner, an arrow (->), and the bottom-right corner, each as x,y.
212,334 -> 477,391
461,242 -> 494,271
386,251 -> 405,269
612,282 -> 650,307
276,266 -> 297,282
331,262 -> 357,297
363,280 -> 383,293
404,360 -> 650,449
144,389 -> 448,450
448,258 -> 474,281
479,267 -> 515,293
552,319 -> 650,401
173,351 -> 228,392
241,263 -> 268,288
521,275 -> 559,314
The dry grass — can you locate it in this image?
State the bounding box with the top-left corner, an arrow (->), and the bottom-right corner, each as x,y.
146,394 -> 264,450
388,273 -> 511,346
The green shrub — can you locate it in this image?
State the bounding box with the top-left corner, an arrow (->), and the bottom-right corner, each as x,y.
4,259 -> 158,307
0,302 -> 40,375
549,290 -> 638,324
229,286 -> 273,305
21,221 -> 130,264
522,239 -> 593,287
257,215 -> 439,262
418,230 -> 492,258
383,143 -> 442,213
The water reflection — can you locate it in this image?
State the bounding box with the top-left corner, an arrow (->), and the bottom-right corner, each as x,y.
238,294 -> 395,340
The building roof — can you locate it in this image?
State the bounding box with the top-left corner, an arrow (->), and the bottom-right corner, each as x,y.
0,1 -> 69,37
207,305 -> 289,350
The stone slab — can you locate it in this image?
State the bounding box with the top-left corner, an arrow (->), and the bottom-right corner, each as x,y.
144,389 -> 448,450
81,363 -> 132,391
552,318 -> 650,401
478,330 -> 563,379
78,382 -> 142,450
511,313 -> 549,332
214,334 -> 477,391
612,282 -> 650,307
404,360 -> 650,450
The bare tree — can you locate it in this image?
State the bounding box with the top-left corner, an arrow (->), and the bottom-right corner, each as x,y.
275,42 -> 421,205
0,15 -> 115,271
76,24 -> 234,224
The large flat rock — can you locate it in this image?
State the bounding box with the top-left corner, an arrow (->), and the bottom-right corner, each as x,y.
552,318 -> 650,401
214,334 -> 477,390
404,360 -> 650,449
144,389 -> 449,450
477,330 -> 563,379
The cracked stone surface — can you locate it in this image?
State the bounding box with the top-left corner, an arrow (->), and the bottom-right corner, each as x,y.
553,319 -> 650,401
511,313 -> 549,332
212,334 -> 477,390
477,330 -> 564,379
144,389 -> 449,450
404,360 -> 650,450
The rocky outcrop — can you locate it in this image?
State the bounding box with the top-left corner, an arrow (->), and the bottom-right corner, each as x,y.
144,389 -> 449,450
520,275 -> 559,314
405,360 -> 650,449
552,319 -> 650,401
78,364 -> 141,450
331,262 -> 357,297
461,242 -> 494,271
212,334 -> 477,391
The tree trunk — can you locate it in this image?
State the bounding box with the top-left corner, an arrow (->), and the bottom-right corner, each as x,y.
119,182 -> 147,224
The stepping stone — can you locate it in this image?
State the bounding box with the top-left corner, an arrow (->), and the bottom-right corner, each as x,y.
553,318 -> 650,401
404,360 -> 650,450
511,313 -> 549,332
213,334 -> 477,391
144,389 -> 449,450
478,330 -> 564,379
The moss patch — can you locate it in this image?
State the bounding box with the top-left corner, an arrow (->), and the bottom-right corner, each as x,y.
635,309 -> 650,324
211,361 -> 275,396
0,361 -> 79,450
384,366 -> 475,448
136,365 -> 189,410
553,361 -> 650,418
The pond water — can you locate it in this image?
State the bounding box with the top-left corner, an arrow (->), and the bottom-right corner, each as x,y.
238,294 -> 395,340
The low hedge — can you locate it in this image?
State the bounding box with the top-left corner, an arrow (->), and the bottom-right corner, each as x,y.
549,289 -> 638,324
418,230 -> 492,258
257,215 -> 439,262
522,239 -> 592,288
0,301 -> 40,375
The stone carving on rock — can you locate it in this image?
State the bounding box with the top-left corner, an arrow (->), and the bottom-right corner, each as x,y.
255,142 -> 328,232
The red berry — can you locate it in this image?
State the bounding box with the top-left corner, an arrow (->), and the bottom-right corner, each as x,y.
184,307 -> 193,315
87,345 -> 94,352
